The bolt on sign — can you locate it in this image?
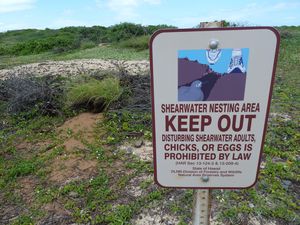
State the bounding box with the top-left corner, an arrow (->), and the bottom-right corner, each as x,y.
150,27 -> 280,188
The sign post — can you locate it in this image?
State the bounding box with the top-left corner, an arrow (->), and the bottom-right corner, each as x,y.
150,27 -> 280,223
192,189 -> 210,225
192,23 -> 223,225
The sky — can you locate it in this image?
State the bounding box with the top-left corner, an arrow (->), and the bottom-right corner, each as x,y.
0,0 -> 299,32
178,48 -> 249,74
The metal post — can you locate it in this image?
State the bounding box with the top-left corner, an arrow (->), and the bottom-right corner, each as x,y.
192,189 -> 211,225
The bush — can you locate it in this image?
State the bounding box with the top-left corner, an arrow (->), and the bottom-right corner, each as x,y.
66,77 -> 122,112
7,34 -> 81,55
105,22 -> 146,42
0,75 -> 66,115
80,40 -> 97,49
118,35 -> 150,50
0,23 -> 177,56
0,45 -> 8,55
79,26 -> 108,43
144,24 -> 177,34
280,30 -> 293,39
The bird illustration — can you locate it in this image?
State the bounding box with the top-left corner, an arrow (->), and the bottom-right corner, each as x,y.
178,80 -> 204,101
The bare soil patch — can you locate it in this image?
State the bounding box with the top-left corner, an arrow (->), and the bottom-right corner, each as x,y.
17,176 -> 38,205
48,113 -> 103,185
48,155 -> 97,185
62,138 -> 85,152
58,112 -> 103,143
42,201 -> 71,216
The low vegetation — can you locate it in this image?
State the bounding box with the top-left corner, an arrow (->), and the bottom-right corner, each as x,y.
0,23 -> 174,69
66,76 -> 122,112
118,35 -> 150,51
0,23 -> 175,57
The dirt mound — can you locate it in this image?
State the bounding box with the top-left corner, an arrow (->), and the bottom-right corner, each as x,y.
58,112 -> 103,144
48,112 -> 103,185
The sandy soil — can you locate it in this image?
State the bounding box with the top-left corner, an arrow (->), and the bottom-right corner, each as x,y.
0,59 -> 150,80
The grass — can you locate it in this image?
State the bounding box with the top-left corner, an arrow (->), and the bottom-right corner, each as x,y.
66,76 -> 123,111
271,26 -> 300,120
57,45 -> 149,61
118,35 -> 150,51
0,45 -> 149,69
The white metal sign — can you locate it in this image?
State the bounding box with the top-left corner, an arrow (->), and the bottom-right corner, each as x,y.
150,27 -> 280,188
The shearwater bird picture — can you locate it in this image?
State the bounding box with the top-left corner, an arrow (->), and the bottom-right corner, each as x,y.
178,80 -> 204,101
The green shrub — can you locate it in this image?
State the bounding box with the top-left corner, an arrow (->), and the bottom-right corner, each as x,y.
80,40 -> 97,49
7,34 -> 80,55
78,25 -> 108,43
144,24 -> 177,34
0,23 -> 177,56
105,22 -> 146,42
280,30 -> 293,39
0,45 -> 7,55
118,35 -> 150,50
66,77 -> 122,112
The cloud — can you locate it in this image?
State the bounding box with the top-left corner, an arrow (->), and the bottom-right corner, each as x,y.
0,0 -> 36,13
96,0 -> 161,20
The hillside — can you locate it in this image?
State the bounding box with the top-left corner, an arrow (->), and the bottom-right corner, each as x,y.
0,23 -> 175,69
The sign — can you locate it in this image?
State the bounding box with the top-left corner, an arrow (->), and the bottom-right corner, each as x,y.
150,27 -> 280,188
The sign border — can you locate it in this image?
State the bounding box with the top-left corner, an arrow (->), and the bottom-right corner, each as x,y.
149,27 -> 280,189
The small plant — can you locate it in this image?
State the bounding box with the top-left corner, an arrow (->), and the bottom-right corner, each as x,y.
5,158 -> 38,181
66,77 -> 122,112
103,111 -> 152,144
